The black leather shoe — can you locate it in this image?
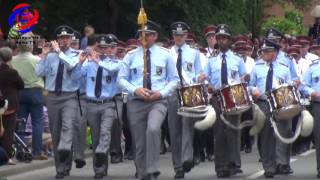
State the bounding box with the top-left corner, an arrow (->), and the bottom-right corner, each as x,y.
183,161 -> 194,173
245,146 -> 252,153
174,170 -> 184,179
230,167 -> 243,176
111,154 -> 122,164
95,153 -> 106,167
317,172 -> 320,178
75,159 -> 86,168
94,174 -> 104,179
160,142 -> 167,155
207,154 -> 214,162
134,172 -> 138,179
124,151 -> 134,160
276,164 -> 293,175
264,171 -> 274,178
55,173 -> 64,179
193,156 -> 201,165
63,171 -> 70,176
216,170 -> 230,178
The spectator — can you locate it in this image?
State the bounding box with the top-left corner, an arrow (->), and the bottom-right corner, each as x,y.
0,145 -> 8,166
11,35 -> 47,160
80,25 -> 95,49
309,17 -> 320,40
0,47 -> 24,165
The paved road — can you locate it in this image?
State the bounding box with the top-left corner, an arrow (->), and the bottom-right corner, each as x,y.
3,147 -> 319,180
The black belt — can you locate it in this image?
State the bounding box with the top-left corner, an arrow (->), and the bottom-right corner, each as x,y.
87,98 -> 113,104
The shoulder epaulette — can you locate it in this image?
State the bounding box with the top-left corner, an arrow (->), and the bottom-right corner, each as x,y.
284,53 -> 293,60
159,46 -> 170,52
310,60 -> 319,67
127,48 -> 139,54
233,52 -> 242,58
279,62 -> 288,67
255,62 -> 265,65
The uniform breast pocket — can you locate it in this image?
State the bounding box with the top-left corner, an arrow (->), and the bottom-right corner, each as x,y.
210,67 -> 220,79
130,64 -> 143,79
154,61 -> 166,78
312,72 -> 320,84
89,76 -> 95,82
49,65 -> 58,76
257,74 -> 267,81
184,61 -> 194,72
230,66 -> 239,79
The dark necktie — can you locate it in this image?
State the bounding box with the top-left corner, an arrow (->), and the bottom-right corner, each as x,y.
221,53 -> 228,85
176,48 -> 183,86
266,63 -> 273,92
95,66 -> 103,98
143,49 -> 152,90
55,61 -> 64,94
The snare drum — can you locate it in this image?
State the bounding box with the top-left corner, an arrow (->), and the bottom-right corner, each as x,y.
177,84 -> 208,108
267,84 -> 302,120
218,83 -> 252,115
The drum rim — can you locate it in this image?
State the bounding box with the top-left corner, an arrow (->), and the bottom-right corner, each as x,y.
220,82 -> 247,90
270,83 -> 293,92
178,83 -> 205,89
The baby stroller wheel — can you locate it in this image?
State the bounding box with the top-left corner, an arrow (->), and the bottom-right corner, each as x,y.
16,151 -> 33,163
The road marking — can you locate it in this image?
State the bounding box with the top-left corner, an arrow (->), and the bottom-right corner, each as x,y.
247,158 -> 298,178
300,149 -> 315,157
290,158 -> 298,163
246,170 -> 264,179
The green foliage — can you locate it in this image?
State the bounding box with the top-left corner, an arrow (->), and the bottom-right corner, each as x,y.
27,0 -> 263,45
261,8 -> 307,35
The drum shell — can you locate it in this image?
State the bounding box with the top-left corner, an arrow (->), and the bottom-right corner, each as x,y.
218,83 -> 252,115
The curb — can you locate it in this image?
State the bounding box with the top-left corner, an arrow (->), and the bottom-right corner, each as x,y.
1,151 -> 92,178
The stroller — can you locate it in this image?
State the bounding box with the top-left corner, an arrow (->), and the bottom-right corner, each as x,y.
12,118 -> 32,163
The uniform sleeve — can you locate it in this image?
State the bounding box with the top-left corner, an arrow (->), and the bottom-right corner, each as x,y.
194,51 -> 203,82
71,62 -> 87,81
159,53 -> 179,98
248,66 -> 258,93
58,52 -> 79,70
98,60 -> 121,72
204,59 -> 211,82
288,57 -> 299,81
238,57 -> 247,77
301,67 -> 315,96
117,54 -> 137,95
35,55 -> 50,77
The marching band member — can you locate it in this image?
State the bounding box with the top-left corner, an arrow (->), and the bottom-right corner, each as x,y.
117,20 -> 179,180
199,24 -> 248,178
73,34 -> 121,179
301,57 -> 320,178
35,25 -> 80,179
265,28 -> 298,175
167,21 -> 202,179
203,25 -> 218,58
249,39 -> 292,178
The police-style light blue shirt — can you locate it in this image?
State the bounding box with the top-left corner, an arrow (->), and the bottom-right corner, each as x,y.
249,59 -> 292,96
99,56 -> 122,94
35,48 -> 80,92
203,50 -> 247,89
73,57 -> 121,100
117,45 -> 179,98
276,50 -> 298,81
300,60 -> 320,96
170,43 -> 202,85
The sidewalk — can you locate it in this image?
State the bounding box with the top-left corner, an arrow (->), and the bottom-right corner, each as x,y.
0,151 -> 92,178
